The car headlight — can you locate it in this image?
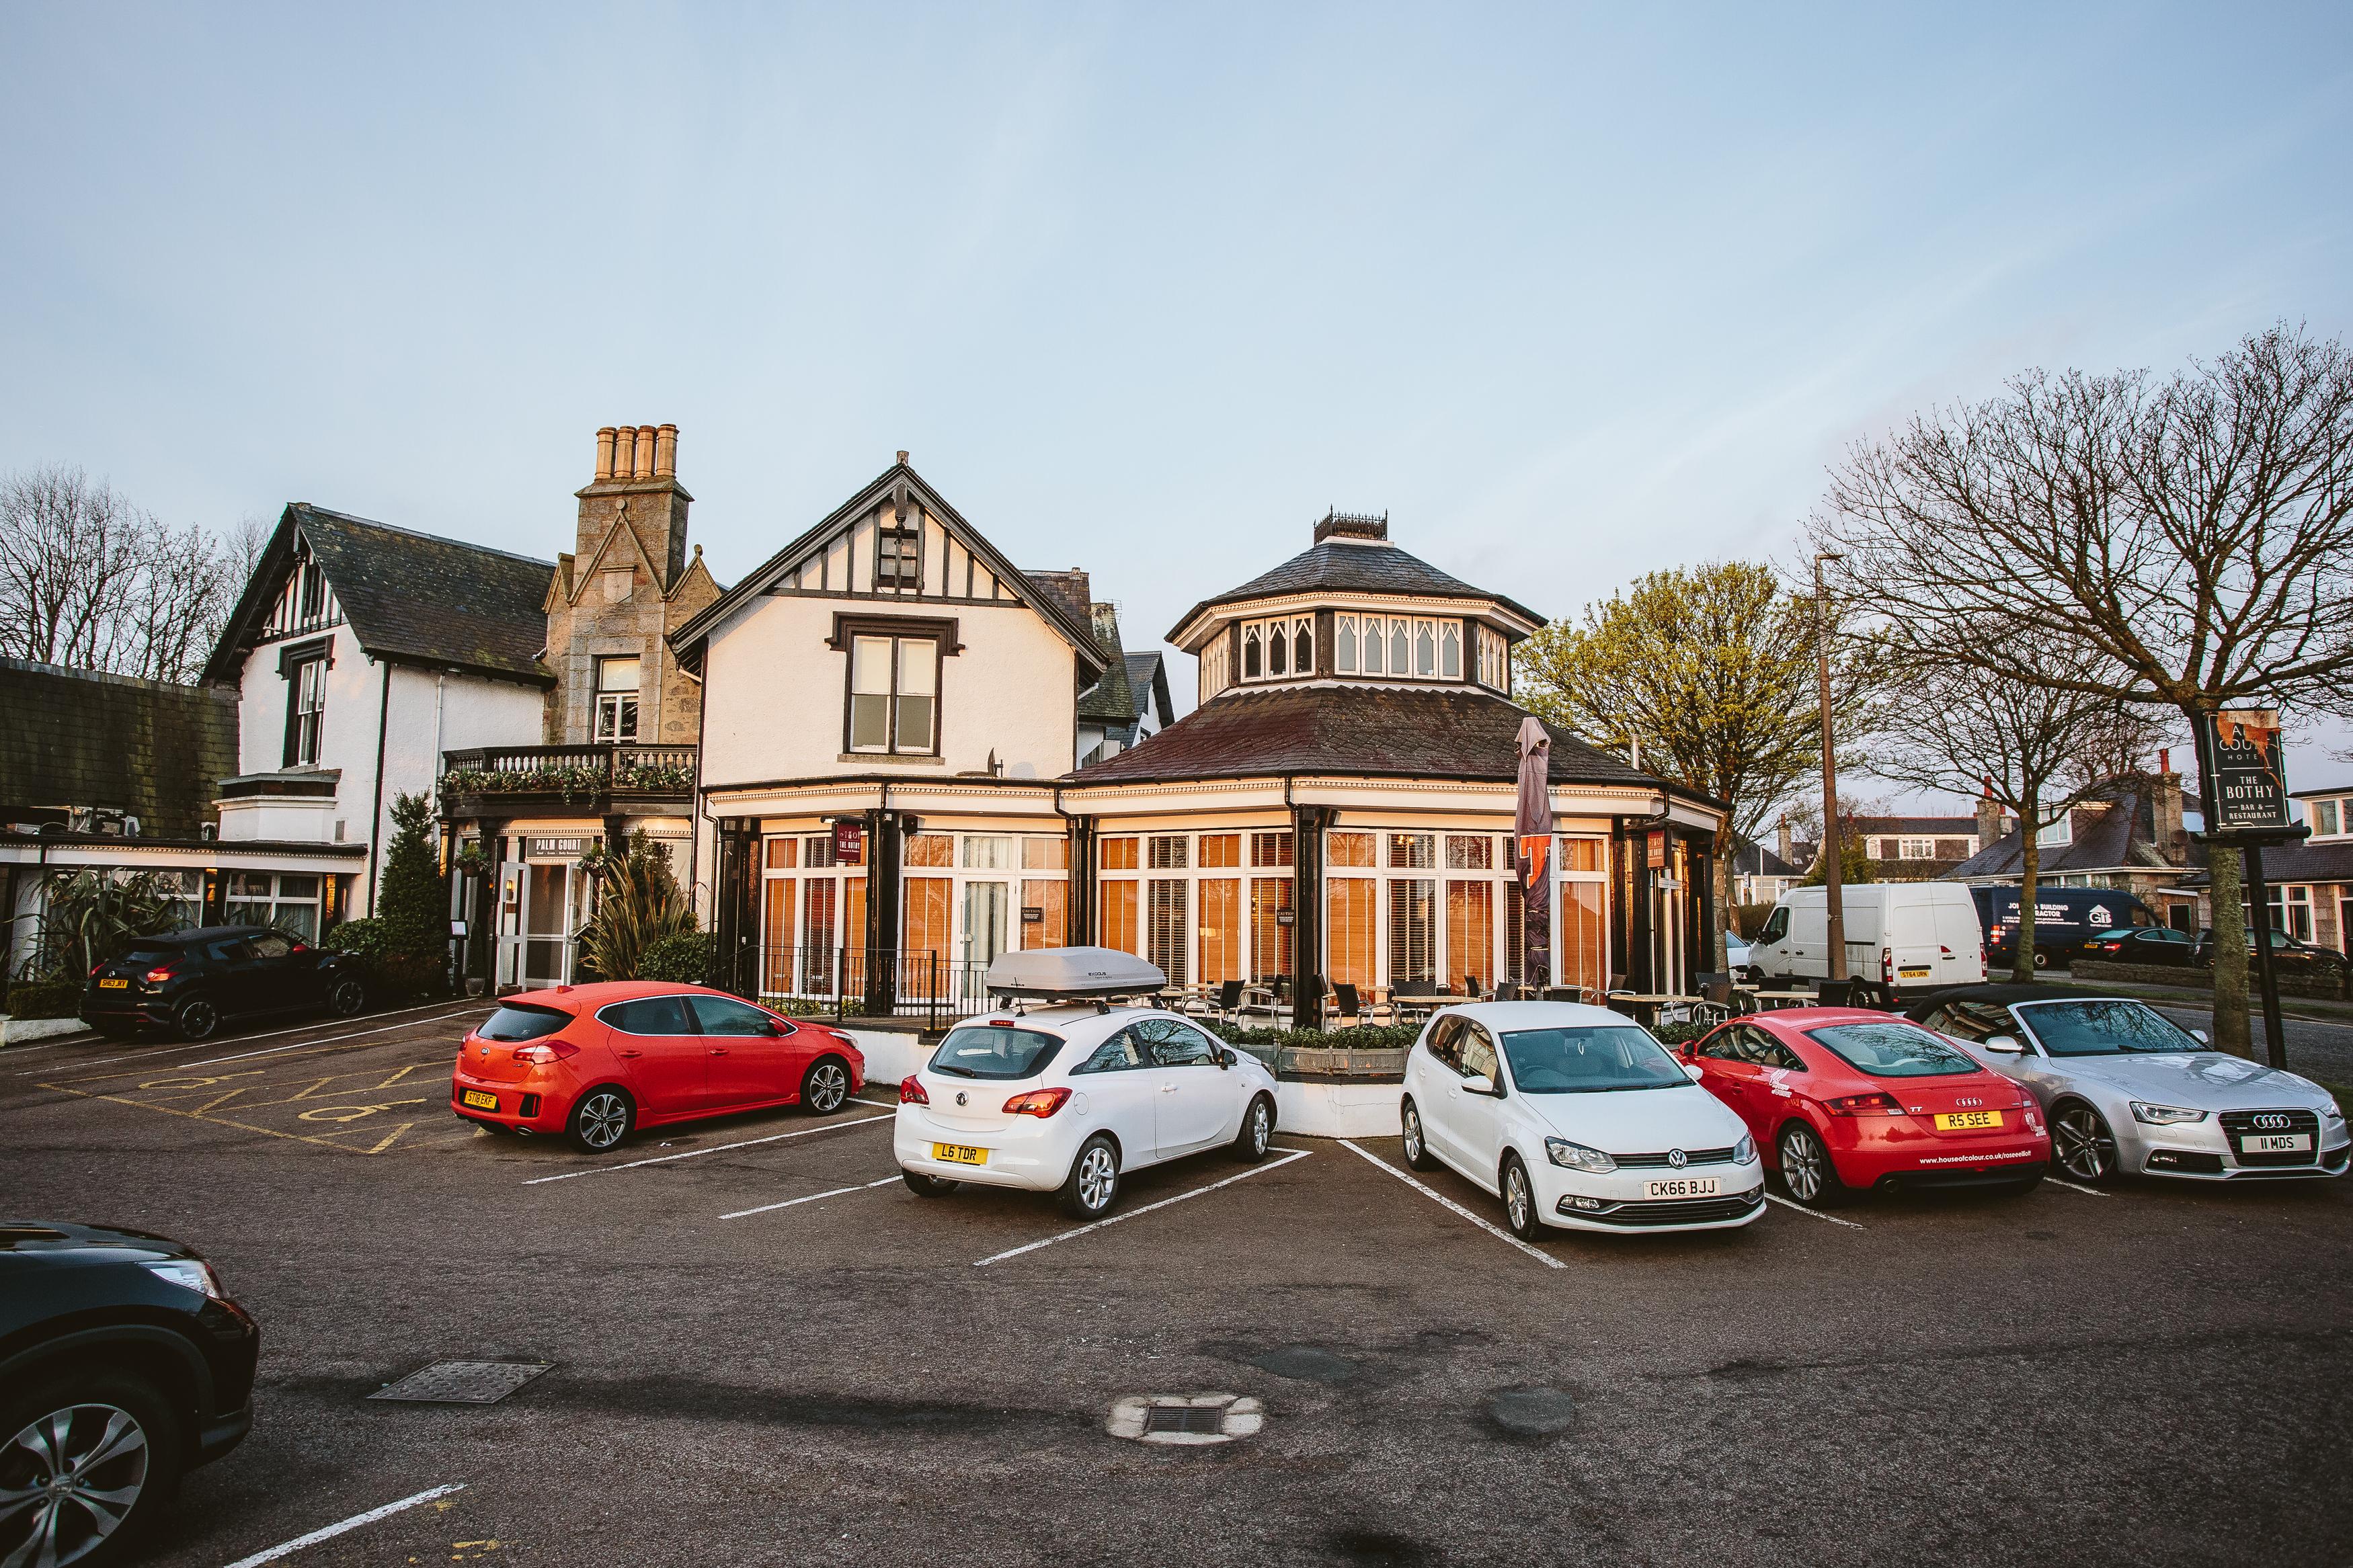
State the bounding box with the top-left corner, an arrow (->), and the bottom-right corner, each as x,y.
1733,1133 -> 1757,1164
1544,1137 -> 1617,1173
2130,1102 -> 2208,1126
140,1257 -> 225,1298
2324,1100 -> 2346,1126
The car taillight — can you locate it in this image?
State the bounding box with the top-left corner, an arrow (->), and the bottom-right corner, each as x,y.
143,965 -> 176,983
89,960 -> 107,978
1004,1087 -> 1073,1118
899,1075 -> 928,1106
1825,1092 -> 1907,1116
512,1040 -> 578,1063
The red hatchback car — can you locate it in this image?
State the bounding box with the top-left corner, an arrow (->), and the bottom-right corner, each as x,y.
1678,1007 -> 2049,1206
450,981 -> 865,1152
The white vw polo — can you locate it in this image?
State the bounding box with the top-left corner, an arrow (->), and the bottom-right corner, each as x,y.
1400,1001 -> 1764,1237
895,1004 -> 1282,1219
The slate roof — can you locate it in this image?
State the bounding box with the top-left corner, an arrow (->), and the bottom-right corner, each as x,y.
2203,839 -> 2353,886
1946,778 -> 2192,879
204,505 -> 555,686
1125,652 -> 1174,728
1064,684 -> 1682,792
1077,604 -> 1138,724
1168,540 -> 1543,643
1732,840 -> 1800,878
1854,815 -> 1979,837
0,659 -> 239,835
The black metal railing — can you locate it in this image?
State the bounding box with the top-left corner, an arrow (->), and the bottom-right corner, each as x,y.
724,944 -> 992,1028
440,743 -> 698,802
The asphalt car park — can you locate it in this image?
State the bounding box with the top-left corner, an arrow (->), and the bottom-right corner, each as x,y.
4,1004 -> 2352,1567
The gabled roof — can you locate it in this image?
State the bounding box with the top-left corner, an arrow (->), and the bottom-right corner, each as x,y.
203,504 -> 554,686
1125,652 -> 1174,729
1077,604 -> 1137,723
1064,683 -> 1679,792
1732,839 -> 1800,878
1168,538 -> 1544,645
1946,777 -> 2189,879
668,461 -> 1108,680
1854,815 -> 1979,837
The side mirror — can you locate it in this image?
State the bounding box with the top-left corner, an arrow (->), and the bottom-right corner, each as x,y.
1681,1061 -> 1706,1082
2190,1028 -> 2210,1045
768,1016 -> 792,1036
1982,1036 -> 2025,1055
1460,1074 -> 1497,1096
1218,1048 -> 1235,1069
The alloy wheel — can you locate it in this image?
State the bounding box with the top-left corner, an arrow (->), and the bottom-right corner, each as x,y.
176,999 -> 218,1040
577,1092 -> 629,1150
1248,1100 -> 1271,1155
1505,1163 -> 1531,1231
1402,1107 -> 1423,1163
1076,1146 -> 1117,1213
0,1401 -> 151,1567
807,1062 -> 848,1113
1780,1128 -> 1825,1202
329,979 -> 365,1017
2055,1107 -> 2114,1181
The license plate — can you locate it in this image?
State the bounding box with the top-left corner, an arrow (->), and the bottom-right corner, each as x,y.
98,977 -> 128,989
1935,1110 -> 2003,1130
1644,1178 -> 1719,1198
1899,966 -> 1931,979
461,1089 -> 500,1111
2244,1133 -> 2311,1153
932,1142 -> 988,1166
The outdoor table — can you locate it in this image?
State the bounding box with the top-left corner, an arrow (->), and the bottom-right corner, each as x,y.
1744,989 -> 1817,1010
1605,992 -> 1688,1026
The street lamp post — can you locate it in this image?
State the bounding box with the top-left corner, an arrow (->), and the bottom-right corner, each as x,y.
1814,551 -> 1847,985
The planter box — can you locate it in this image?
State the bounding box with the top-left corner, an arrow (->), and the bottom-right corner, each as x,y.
2071,958 -> 2348,1001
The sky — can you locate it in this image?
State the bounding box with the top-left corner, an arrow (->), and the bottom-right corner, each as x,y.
5,2 -> 2350,810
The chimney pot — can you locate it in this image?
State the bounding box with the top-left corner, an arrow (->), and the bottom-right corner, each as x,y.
633,425 -> 656,481
655,424 -> 678,478
896,450 -> 910,466
595,426 -> 618,482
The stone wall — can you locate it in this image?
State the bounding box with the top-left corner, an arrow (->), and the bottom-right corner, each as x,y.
2071,958 -> 2348,1001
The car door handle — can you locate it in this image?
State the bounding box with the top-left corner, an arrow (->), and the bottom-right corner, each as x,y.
1159,1083 -> 1178,1093
709,1048 -> 729,1057
617,1048 -> 642,1058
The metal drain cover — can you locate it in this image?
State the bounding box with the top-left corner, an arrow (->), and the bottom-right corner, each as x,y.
368,1360 -> 552,1404
1107,1394 -> 1263,1446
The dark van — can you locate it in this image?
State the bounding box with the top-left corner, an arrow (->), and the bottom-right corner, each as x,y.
1968,886 -> 2159,969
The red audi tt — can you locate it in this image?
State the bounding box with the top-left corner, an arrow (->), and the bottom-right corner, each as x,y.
1677,1007 -> 2049,1206
450,981 -> 866,1152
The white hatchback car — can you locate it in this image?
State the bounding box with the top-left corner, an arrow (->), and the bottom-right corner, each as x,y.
895,1006 -> 1283,1219
1400,1001 -> 1764,1238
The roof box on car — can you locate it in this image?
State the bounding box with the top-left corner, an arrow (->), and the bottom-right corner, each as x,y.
982,946 -> 1167,1001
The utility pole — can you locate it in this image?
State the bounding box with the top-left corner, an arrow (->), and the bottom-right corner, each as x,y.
1815,552 -> 1847,985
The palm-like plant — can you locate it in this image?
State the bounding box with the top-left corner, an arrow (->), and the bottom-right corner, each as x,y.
580,833 -> 696,981
31,870 -> 190,980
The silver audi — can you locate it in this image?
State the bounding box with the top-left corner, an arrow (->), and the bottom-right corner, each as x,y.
1907,986 -> 2348,1184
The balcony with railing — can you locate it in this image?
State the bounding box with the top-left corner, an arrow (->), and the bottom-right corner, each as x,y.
438,744 -> 698,811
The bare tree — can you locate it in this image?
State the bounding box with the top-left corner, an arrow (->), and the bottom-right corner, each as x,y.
0,464 -> 246,684
1868,641 -> 2161,979
1813,324 -> 2353,1050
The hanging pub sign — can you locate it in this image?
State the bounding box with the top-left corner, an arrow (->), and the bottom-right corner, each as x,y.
1646,829 -> 1667,870
2203,708 -> 2290,832
832,820 -> 865,864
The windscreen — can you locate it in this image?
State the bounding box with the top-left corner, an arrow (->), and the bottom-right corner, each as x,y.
2016,999 -> 2200,1057
1806,1022 -> 1981,1078
1500,1026 -> 1689,1093
477,1004 -> 573,1042
929,1026 -> 1064,1080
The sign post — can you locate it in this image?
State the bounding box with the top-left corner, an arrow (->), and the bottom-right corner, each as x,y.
2192,707 -> 2301,1068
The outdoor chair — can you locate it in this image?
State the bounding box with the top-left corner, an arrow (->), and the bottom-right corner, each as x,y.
1814,979 -> 1859,1008
1690,973 -> 1736,1028
1212,978 -> 1246,1022
1330,982 -> 1394,1028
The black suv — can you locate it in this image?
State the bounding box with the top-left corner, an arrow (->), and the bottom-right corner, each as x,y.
81,924 -> 368,1041
1,1221 -> 260,1566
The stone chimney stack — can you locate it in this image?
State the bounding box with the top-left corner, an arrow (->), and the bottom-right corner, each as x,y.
1776,814 -> 1792,865
579,421 -> 693,587
2152,766 -> 2186,864
1975,779 -> 2007,852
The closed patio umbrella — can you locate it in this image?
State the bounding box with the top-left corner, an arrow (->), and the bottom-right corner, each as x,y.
1515,716 -> 1553,995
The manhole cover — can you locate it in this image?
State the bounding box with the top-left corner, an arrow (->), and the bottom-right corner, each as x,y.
368,1360 -> 552,1404
1107,1394 -> 1263,1446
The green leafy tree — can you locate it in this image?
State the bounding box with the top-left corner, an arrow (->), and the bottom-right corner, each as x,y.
1517,561 -> 1874,968
1799,823 -> 1873,886
581,832 -> 696,982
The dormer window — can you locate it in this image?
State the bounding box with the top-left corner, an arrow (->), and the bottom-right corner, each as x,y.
2313,798 -> 2341,836
1239,616 -> 1313,682
876,519 -> 921,589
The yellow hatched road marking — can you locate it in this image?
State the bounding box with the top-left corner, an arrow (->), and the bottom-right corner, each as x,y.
34,1081 -> 469,1156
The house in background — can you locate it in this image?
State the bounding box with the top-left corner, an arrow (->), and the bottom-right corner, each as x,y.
1855,814 -> 1981,879
2234,783 -> 2353,951
1,659 -> 239,971
1944,770 -> 2202,930
1730,838 -> 1801,907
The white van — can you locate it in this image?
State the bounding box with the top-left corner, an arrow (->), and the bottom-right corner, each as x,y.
1743,883 -> 1985,1001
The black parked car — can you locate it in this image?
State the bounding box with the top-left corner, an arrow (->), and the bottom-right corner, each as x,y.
81,924 -> 367,1041
2194,927 -> 2351,982
2077,927 -> 2200,967
1,1221 -> 259,1566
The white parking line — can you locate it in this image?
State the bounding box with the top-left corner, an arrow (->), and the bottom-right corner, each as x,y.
23,999 -> 490,1075
522,1112 -> 894,1184
175,1004 -> 491,1067
851,1096 -> 899,1108
2042,1175 -> 2112,1198
975,1148 -> 1312,1267
1763,1193 -> 1866,1229
220,1482 -> 466,1567
1337,1141 -> 1566,1269
721,1173 -> 901,1219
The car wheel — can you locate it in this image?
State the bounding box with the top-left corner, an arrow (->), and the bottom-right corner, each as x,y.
1500,1153 -> 1543,1241
1776,1122 -> 1848,1208
901,1169 -> 959,1198
566,1087 -> 635,1153
2052,1102 -> 2119,1184
1400,1099 -> 1437,1171
326,975 -> 366,1018
1231,1094 -> 1275,1163
1059,1134 -> 1121,1221
2032,950 -> 2050,970
0,1370 -> 182,1568
172,997 -> 220,1041
800,1056 -> 851,1116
